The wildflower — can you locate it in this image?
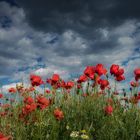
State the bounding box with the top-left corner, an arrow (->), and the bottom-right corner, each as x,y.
60,80 -> 66,88
65,81 -> 74,89
0,132 -> 11,140
134,68 -> 140,81
110,64 -> 119,75
110,64 -> 125,81
70,131 -> 79,138
82,93 -> 88,97
36,95 -> 50,110
95,63 -> 107,76
46,89 -> 51,94
130,81 -> 138,87
52,74 -> 60,83
29,86 -> 35,92
81,134 -> 89,139
84,66 -> 95,79
81,130 -> 87,134
98,79 -> 109,90
77,75 -> 87,83
54,108 -> 64,120
0,93 -> 3,99
24,96 -> 34,105
115,74 -> 125,81
77,84 -> 82,89
8,87 -> 16,93
66,125 -> 70,130
104,105 -> 113,115
16,83 -> 24,91
30,75 -> 44,86
22,103 -> 37,115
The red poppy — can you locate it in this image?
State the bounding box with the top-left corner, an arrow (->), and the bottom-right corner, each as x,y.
110,64 -> 119,76
29,87 -> 35,92
0,94 -> 3,99
95,64 -> 107,76
134,68 -> 140,81
0,112 -> 7,117
98,79 -> 109,90
52,74 -> 60,83
30,75 -> 44,87
0,133 -> 11,140
110,64 -> 125,82
84,66 -> 95,79
22,103 -> 37,116
115,75 -> 125,81
115,68 -> 124,76
24,97 -> 34,105
54,108 -> 64,120
104,105 -> 113,115
36,95 -> 50,110
8,87 -> 16,93
82,93 -> 88,97
46,89 -> 51,94
130,81 -> 138,87
77,84 -> 82,89
65,81 -> 74,89
60,80 -> 66,88
77,75 -> 87,83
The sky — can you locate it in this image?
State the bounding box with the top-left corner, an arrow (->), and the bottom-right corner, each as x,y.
0,0 -> 140,92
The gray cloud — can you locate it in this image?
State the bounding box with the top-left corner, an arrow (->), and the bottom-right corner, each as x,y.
0,1 -> 139,89
15,0 -> 140,33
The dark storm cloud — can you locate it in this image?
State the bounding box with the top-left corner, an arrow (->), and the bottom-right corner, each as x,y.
0,0 -> 139,86
15,0 -> 140,34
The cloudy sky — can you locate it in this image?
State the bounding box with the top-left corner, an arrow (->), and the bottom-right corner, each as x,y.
0,0 -> 140,91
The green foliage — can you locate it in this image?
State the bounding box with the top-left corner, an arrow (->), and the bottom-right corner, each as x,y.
1,93 -> 140,140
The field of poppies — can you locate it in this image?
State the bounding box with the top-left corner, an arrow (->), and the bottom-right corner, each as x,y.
0,64 -> 140,140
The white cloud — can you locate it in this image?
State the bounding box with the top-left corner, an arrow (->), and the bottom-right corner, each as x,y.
0,2 -> 139,93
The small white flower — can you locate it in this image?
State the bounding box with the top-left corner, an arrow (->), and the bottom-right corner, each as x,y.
70,131 -> 79,138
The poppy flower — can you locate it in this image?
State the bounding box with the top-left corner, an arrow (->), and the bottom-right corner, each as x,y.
0,94 -> 3,99
22,103 -> 37,116
52,74 -> 60,83
95,64 -> 107,76
60,80 -> 66,88
36,95 -> 50,110
115,75 -> 125,81
8,87 -> 16,93
54,108 -> 64,120
77,75 -> 87,83
29,86 -> 35,92
84,66 -> 95,79
130,81 -> 138,87
46,89 -> 51,94
82,93 -> 88,97
110,64 -> 125,82
110,64 -> 119,76
104,105 -> 113,115
98,79 -> 109,90
116,68 -> 124,76
65,81 -> 74,89
24,96 -> 34,105
0,133 -> 11,140
134,68 -> 140,81
30,75 -> 44,86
